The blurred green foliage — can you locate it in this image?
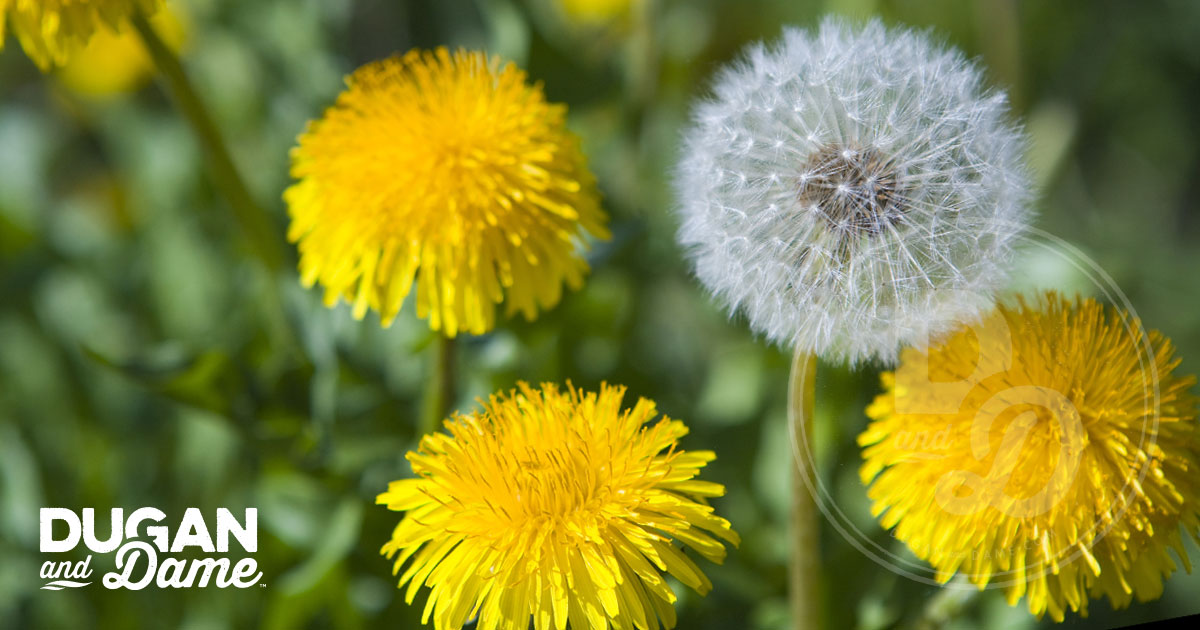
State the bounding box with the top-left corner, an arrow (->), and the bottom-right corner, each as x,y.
1,0 -> 1199,629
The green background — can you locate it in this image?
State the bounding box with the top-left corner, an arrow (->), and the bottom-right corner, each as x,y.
1,0 -> 1198,628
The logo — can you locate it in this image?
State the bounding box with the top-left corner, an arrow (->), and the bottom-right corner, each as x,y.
39,508 -> 262,591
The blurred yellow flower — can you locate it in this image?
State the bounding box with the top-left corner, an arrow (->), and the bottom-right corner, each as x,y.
56,4 -> 185,98
560,0 -> 637,24
286,48 -> 608,336
377,382 -> 739,630
859,292 -> 1200,621
0,0 -> 162,70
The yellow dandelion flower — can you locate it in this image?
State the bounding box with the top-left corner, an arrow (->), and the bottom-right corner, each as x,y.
377,382 -> 739,630
559,0 -> 637,24
285,48 -> 609,336
0,0 -> 162,70
56,3 -> 185,98
858,291 -> 1200,621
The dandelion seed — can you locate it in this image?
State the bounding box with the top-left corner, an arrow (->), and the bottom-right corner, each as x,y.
286,48 -> 609,336
377,382 -> 739,630
0,0 -> 162,70
859,292 -> 1200,621
675,18 -> 1031,364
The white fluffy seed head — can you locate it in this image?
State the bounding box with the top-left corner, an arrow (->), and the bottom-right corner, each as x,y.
675,18 -> 1032,365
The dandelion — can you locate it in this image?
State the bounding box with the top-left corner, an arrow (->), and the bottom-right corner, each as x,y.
559,0 -> 637,24
377,382 -> 739,630
673,19 -> 1033,628
56,3 -> 186,98
859,292 -> 1200,621
0,0 -> 162,70
675,18 -> 1030,364
286,48 -> 609,337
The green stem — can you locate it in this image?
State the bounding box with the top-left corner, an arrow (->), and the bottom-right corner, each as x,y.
419,335 -> 457,437
910,578 -> 978,630
624,0 -> 659,148
629,0 -> 659,108
788,349 -> 821,630
132,10 -> 284,271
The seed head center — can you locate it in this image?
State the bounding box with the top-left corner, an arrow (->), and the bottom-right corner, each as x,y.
798,144 -> 905,236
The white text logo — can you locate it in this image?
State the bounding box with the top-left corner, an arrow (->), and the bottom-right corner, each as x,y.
39,508 -> 262,591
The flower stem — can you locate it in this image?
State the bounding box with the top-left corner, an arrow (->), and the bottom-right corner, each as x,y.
131,10 -> 284,271
910,578 -> 978,630
419,335 -> 457,438
788,349 -> 821,630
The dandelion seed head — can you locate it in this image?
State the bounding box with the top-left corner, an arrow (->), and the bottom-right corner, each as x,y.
675,18 -> 1032,363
